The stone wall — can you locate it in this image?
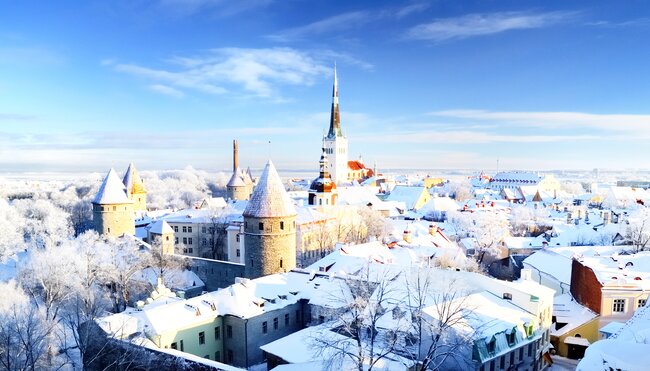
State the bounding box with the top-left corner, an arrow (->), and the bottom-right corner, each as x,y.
244,215 -> 296,279
188,257 -> 245,291
93,202 -> 135,236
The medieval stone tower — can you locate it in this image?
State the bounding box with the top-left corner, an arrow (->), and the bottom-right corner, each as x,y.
147,220 -> 175,254
243,160 -> 297,279
227,139 -> 253,201
323,65 -> 348,185
122,162 -> 147,212
92,168 -> 135,237
309,148 -> 337,207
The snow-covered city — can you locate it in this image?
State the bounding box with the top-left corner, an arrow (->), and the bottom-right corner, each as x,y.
2,1 -> 650,371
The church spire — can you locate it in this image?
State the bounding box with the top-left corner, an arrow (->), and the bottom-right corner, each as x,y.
327,64 -> 342,139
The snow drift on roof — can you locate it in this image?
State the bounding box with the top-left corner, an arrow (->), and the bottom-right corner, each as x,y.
243,160 -> 296,218
93,168 -> 133,205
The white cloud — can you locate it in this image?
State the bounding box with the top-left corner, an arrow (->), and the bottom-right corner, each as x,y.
431,109 -> 650,136
267,11 -> 373,42
154,0 -> 272,17
357,130 -> 598,144
405,11 -> 575,41
112,47 -> 334,99
149,84 -> 184,98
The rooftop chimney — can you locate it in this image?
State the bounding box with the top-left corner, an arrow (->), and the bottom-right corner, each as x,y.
233,139 -> 239,172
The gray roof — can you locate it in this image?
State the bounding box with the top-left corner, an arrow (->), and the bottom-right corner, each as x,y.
243,160 -> 296,218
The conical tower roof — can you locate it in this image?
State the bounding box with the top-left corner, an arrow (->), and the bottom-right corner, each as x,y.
123,162 -> 146,195
227,167 -> 247,187
93,168 -> 133,205
243,160 -> 296,218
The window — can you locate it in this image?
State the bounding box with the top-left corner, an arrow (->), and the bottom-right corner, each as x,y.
227,350 -> 233,363
215,326 -> 220,340
215,351 -> 220,361
613,298 -> 626,313
174,226 -> 179,232
171,342 -> 177,350
490,360 -> 495,371
188,237 -> 193,245
319,315 -> 325,324
180,340 -> 184,351
227,325 -> 232,338
527,343 -> 532,356
285,313 -> 289,326
182,226 -> 187,233
296,310 -> 301,324
509,351 -> 514,365
199,331 -> 205,345
188,226 -> 192,233
236,249 -> 240,257
183,237 -> 188,244
280,258 -> 283,268
639,298 -> 647,308
262,321 -> 268,334
503,292 -> 512,300
280,221 -> 284,230
506,330 -> 516,345
500,355 -> 505,369
273,317 -> 278,330
202,238 -> 207,246
487,337 -> 496,353
175,237 -> 179,244
236,234 -> 240,242
204,355 -> 209,359
202,227 -> 207,233
259,222 -> 264,231
518,347 -> 523,360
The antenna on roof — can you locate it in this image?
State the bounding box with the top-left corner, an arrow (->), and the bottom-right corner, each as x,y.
267,140 -> 271,160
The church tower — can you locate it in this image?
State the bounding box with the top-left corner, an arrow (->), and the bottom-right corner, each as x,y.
243,160 -> 297,279
308,148 -> 337,207
323,66 -> 348,185
227,139 -> 253,201
93,168 -> 135,237
122,162 -> 147,212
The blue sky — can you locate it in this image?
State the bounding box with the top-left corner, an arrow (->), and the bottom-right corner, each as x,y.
1,0 -> 650,173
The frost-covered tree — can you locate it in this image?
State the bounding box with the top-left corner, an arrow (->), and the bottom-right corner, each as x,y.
0,281 -> 61,371
404,270 -> 478,370
467,212 -> 508,264
442,179 -> 473,202
311,265 -> 405,371
105,238 -> 150,312
13,198 -> 72,249
0,199 -> 24,260
625,208 -> 650,252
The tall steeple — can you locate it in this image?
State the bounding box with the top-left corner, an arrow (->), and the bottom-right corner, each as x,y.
322,65 -> 349,185
327,64 -> 342,139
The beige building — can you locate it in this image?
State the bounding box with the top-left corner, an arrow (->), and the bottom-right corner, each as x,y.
92,168 -> 135,237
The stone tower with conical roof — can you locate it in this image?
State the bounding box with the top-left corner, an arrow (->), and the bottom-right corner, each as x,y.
122,162 -> 147,212
93,168 -> 135,237
227,139 -> 253,201
323,65 -> 348,184
309,148 -> 337,207
243,160 -> 297,279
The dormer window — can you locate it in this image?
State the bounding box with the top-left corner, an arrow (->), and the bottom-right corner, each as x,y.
487,336 -> 496,353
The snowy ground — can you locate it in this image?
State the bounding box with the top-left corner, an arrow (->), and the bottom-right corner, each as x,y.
549,355 -> 579,370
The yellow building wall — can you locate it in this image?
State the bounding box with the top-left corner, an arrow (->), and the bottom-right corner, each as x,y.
424,177 -> 444,188
554,317 -> 600,357
131,190 -> 147,212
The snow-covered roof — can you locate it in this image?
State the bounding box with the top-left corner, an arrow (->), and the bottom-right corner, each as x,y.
419,194 -> 460,213
384,185 -> 427,210
148,220 -> 173,235
93,168 -> 133,205
123,162 -> 146,195
490,171 -> 541,184
243,160 -> 296,218
551,293 -> 598,337
261,324 -> 412,370
578,304 -> 650,371
227,167 -> 249,188
579,251 -> 650,289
